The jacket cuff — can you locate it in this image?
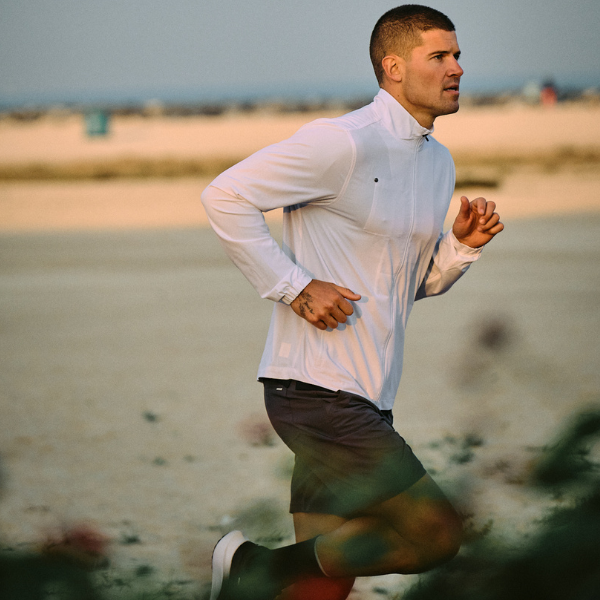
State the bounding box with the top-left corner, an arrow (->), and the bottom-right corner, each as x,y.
276,269 -> 314,305
448,230 -> 484,260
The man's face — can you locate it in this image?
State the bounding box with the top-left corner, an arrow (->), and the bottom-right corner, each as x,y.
398,28 -> 463,128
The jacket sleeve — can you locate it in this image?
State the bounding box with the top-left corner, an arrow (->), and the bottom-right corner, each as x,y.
415,230 -> 483,300
201,121 -> 355,304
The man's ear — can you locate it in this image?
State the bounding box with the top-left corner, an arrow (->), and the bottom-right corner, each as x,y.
381,54 -> 404,83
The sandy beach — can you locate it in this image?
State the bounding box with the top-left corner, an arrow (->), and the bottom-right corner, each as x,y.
1,104 -> 600,598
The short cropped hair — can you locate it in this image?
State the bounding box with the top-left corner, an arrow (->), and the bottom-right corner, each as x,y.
370,5 -> 455,84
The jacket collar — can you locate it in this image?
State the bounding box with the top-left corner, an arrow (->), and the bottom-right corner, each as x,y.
374,88 -> 434,140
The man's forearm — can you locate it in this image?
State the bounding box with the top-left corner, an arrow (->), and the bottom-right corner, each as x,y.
415,230 -> 482,300
201,185 -> 312,303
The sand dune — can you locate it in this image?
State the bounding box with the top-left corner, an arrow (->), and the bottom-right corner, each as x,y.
2,103 -> 599,167
1,103 -> 599,234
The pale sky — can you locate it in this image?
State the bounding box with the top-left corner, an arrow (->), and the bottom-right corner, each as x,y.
1,0 -> 599,107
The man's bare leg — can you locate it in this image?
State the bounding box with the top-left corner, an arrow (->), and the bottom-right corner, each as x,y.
279,474 -> 461,599
315,474 -> 463,578
212,474 -> 462,600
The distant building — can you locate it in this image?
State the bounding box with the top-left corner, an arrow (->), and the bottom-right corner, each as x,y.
84,110 -> 110,136
540,80 -> 558,107
522,81 -> 542,104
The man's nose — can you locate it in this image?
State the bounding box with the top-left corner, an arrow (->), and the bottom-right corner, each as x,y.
449,58 -> 464,77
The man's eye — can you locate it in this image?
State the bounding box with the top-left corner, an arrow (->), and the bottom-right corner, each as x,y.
433,55 -> 443,60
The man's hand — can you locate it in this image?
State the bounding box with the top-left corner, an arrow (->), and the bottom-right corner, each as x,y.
452,196 -> 504,248
291,280 -> 361,330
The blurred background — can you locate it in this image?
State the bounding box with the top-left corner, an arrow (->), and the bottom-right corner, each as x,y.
1,1 -> 599,598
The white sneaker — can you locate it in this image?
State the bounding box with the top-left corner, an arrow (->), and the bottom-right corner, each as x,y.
209,530 -> 248,600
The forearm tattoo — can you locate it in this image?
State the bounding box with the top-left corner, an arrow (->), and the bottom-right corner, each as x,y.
297,290 -> 315,319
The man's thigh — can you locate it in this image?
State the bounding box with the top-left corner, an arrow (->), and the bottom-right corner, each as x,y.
293,512 -> 349,542
294,474 -> 461,548
361,473 -> 463,546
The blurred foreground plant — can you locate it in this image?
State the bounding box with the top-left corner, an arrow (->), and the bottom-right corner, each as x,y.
404,407 -> 600,600
2,409 -> 599,599
0,524 -> 107,600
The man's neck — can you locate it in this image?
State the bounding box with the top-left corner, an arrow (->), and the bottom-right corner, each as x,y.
380,85 -> 435,129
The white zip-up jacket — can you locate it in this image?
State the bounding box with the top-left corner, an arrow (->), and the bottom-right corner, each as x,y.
201,89 -> 482,409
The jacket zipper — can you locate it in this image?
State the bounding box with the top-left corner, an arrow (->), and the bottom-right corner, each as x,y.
376,137 -> 422,403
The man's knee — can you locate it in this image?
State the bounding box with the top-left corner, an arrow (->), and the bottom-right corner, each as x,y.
431,511 -> 463,564
410,506 -> 463,572
378,475 -> 464,572
381,499 -> 463,574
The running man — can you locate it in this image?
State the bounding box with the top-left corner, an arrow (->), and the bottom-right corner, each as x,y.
201,5 -> 504,599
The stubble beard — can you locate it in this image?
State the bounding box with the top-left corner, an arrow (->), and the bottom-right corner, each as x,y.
436,92 -> 460,118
